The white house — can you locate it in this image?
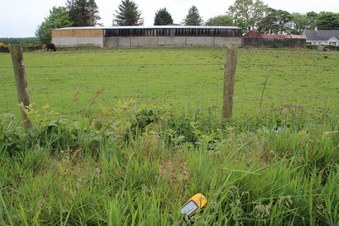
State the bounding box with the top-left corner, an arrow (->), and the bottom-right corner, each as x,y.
303,30 -> 339,46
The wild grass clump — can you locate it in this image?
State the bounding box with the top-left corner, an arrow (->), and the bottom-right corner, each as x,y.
0,102 -> 338,225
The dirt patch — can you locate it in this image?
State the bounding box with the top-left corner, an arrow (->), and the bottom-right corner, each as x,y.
159,158 -> 190,182
280,104 -> 303,113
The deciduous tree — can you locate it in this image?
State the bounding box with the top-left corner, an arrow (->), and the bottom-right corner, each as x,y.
258,8 -> 292,34
205,15 -> 233,26
227,0 -> 267,31
290,13 -> 308,34
35,7 -> 72,44
275,9 -> 293,34
316,12 -> 339,30
306,11 -> 318,30
114,0 -> 143,26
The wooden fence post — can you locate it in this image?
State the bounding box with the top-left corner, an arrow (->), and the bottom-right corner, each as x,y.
9,45 -> 32,129
222,44 -> 238,119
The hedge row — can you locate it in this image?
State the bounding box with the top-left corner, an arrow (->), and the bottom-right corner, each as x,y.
306,44 -> 339,51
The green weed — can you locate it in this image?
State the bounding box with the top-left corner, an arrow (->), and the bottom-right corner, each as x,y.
0,103 -> 337,225
0,47 -> 338,225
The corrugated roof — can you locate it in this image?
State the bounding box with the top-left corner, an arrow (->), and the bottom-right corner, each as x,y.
304,30 -> 339,40
244,30 -> 262,37
53,25 -> 242,31
290,35 -> 303,39
262,34 -> 289,39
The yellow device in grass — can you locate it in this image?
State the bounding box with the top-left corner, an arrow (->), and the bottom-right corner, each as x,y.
181,193 -> 208,217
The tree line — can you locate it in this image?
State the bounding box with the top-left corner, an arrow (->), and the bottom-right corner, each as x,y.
36,0 -> 339,44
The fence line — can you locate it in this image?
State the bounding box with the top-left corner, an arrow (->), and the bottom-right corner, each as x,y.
1,49 -> 338,119
8,45 -> 32,129
1,78 -> 334,115
1,62 -> 338,69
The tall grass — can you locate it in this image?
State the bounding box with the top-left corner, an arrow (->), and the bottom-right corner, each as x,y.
0,101 -> 338,225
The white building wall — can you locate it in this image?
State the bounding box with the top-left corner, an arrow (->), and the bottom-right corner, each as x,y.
307,38 -> 339,46
158,37 -> 186,46
53,37 -> 104,48
308,40 -> 327,45
103,36 -> 242,48
327,37 -> 339,46
52,27 -> 243,48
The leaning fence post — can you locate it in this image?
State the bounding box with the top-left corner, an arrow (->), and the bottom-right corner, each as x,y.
9,45 -> 32,129
222,44 -> 238,119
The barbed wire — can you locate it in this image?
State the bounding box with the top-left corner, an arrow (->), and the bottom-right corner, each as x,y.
1,50 -> 337,116
1,61 -> 338,69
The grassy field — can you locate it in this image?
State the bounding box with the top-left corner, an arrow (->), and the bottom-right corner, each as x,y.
0,47 -> 338,225
1,48 -> 338,118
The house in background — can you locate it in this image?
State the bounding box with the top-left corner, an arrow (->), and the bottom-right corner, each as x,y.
303,30 -> 339,46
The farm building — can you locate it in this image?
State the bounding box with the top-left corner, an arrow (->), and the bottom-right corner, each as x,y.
51,26 -> 243,48
303,30 -> 339,46
244,30 -> 303,39
243,30 -> 306,48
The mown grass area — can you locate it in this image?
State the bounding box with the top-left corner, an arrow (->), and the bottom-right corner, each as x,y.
0,47 -> 338,118
0,47 -> 338,225
0,102 -> 338,225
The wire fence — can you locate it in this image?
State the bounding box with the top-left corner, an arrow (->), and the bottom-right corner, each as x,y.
0,48 -> 338,119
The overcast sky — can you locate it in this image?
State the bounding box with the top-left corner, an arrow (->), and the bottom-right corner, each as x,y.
1,0 -> 339,37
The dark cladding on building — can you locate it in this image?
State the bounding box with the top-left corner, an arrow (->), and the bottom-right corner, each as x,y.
103,26 -> 242,37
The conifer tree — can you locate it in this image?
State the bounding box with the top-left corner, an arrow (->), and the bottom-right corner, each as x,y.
183,6 -> 203,26
154,8 -> 173,25
114,0 -> 143,26
66,0 -> 101,26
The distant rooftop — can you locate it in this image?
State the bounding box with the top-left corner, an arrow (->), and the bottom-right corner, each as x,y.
54,25 -> 242,30
304,30 -> 339,40
244,30 -> 304,39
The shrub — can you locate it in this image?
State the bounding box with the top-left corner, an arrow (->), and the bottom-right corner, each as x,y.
306,44 -> 317,50
22,42 -> 42,51
0,42 -> 9,53
324,45 -> 339,51
306,44 -> 339,51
